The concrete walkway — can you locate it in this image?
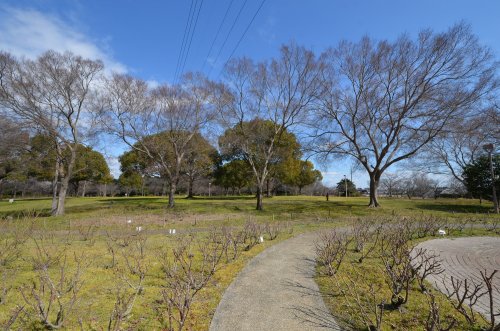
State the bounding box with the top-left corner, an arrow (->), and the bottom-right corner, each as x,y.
210,232 -> 339,331
415,236 -> 500,317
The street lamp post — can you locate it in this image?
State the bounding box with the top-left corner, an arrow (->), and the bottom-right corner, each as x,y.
483,143 -> 499,214
344,175 -> 348,198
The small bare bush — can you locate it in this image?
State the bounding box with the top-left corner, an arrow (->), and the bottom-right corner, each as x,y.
264,222 -> 280,240
424,290 -> 456,331
316,230 -> 351,276
334,270 -> 385,331
76,222 -> 98,244
1,305 -> 25,331
442,275 -> 485,326
0,225 -> 31,267
379,230 -> 418,307
157,230 -> 225,331
108,233 -> 149,330
221,227 -> 244,262
448,218 -> 468,233
242,220 -> 262,250
484,218 -> 500,234
411,248 -> 444,292
479,269 -> 500,331
414,216 -> 444,238
0,217 -> 33,304
352,219 -> 382,263
20,250 -> 87,329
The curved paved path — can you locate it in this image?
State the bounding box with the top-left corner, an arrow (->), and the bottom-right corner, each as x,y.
415,236 -> 500,316
210,232 -> 339,331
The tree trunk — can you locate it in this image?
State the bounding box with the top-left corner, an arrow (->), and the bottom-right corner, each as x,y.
162,180 -> 167,196
256,185 -> 263,210
168,183 -> 176,208
266,178 -> 271,197
55,148 -> 76,216
81,180 -> 87,197
51,176 -> 59,216
368,172 -> 381,208
187,177 -> 194,198
21,181 -> 27,198
51,151 -> 62,216
56,175 -> 71,215
299,186 -> 303,195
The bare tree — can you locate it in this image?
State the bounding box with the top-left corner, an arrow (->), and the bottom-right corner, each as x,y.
0,118 -> 29,187
216,44 -> 324,210
100,73 -> 216,208
379,172 -> 404,197
0,51 -> 103,215
420,108 -> 498,184
313,23 -> 498,207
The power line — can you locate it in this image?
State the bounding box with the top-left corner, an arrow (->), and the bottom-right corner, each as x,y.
174,0 -> 197,83
178,0 -> 204,81
207,0 -> 248,77
201,0 -> 236,73
222,0 -> 267,74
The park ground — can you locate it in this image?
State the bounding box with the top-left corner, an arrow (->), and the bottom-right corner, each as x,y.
0,195 -> 499,330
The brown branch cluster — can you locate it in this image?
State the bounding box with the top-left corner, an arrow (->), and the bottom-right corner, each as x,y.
315,230 -> 351,276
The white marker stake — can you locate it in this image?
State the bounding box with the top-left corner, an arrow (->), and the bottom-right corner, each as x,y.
259,236 -> 264,243
172,229 -> 176,234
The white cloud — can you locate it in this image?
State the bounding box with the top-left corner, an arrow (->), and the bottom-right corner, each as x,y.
0,6 -> 127,73
146,79 -> 160,89
106,155 -> 121,179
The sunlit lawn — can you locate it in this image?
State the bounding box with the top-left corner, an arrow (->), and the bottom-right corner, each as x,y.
0,195 -> 495,222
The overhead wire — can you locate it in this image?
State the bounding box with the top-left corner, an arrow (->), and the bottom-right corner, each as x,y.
178,0 -> 204,81
201,0 -> 236,73
174,0 -> 197,83
207,0 -> 248,77
221,0 -> 267,76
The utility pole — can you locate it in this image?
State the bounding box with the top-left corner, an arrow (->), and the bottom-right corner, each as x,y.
483,144 -> 499,214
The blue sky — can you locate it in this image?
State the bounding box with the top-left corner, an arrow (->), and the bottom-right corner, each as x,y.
1,0 -> 498,187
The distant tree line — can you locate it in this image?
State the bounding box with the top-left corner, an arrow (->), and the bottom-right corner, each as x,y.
0,22 -> 498,214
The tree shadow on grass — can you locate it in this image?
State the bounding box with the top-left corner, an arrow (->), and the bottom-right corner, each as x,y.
414,202 -> 492,214
183,195 -> 256,201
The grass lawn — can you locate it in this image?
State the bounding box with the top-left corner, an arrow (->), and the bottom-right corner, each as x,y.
0,195 -> 495,222
0,195 -> 498,330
